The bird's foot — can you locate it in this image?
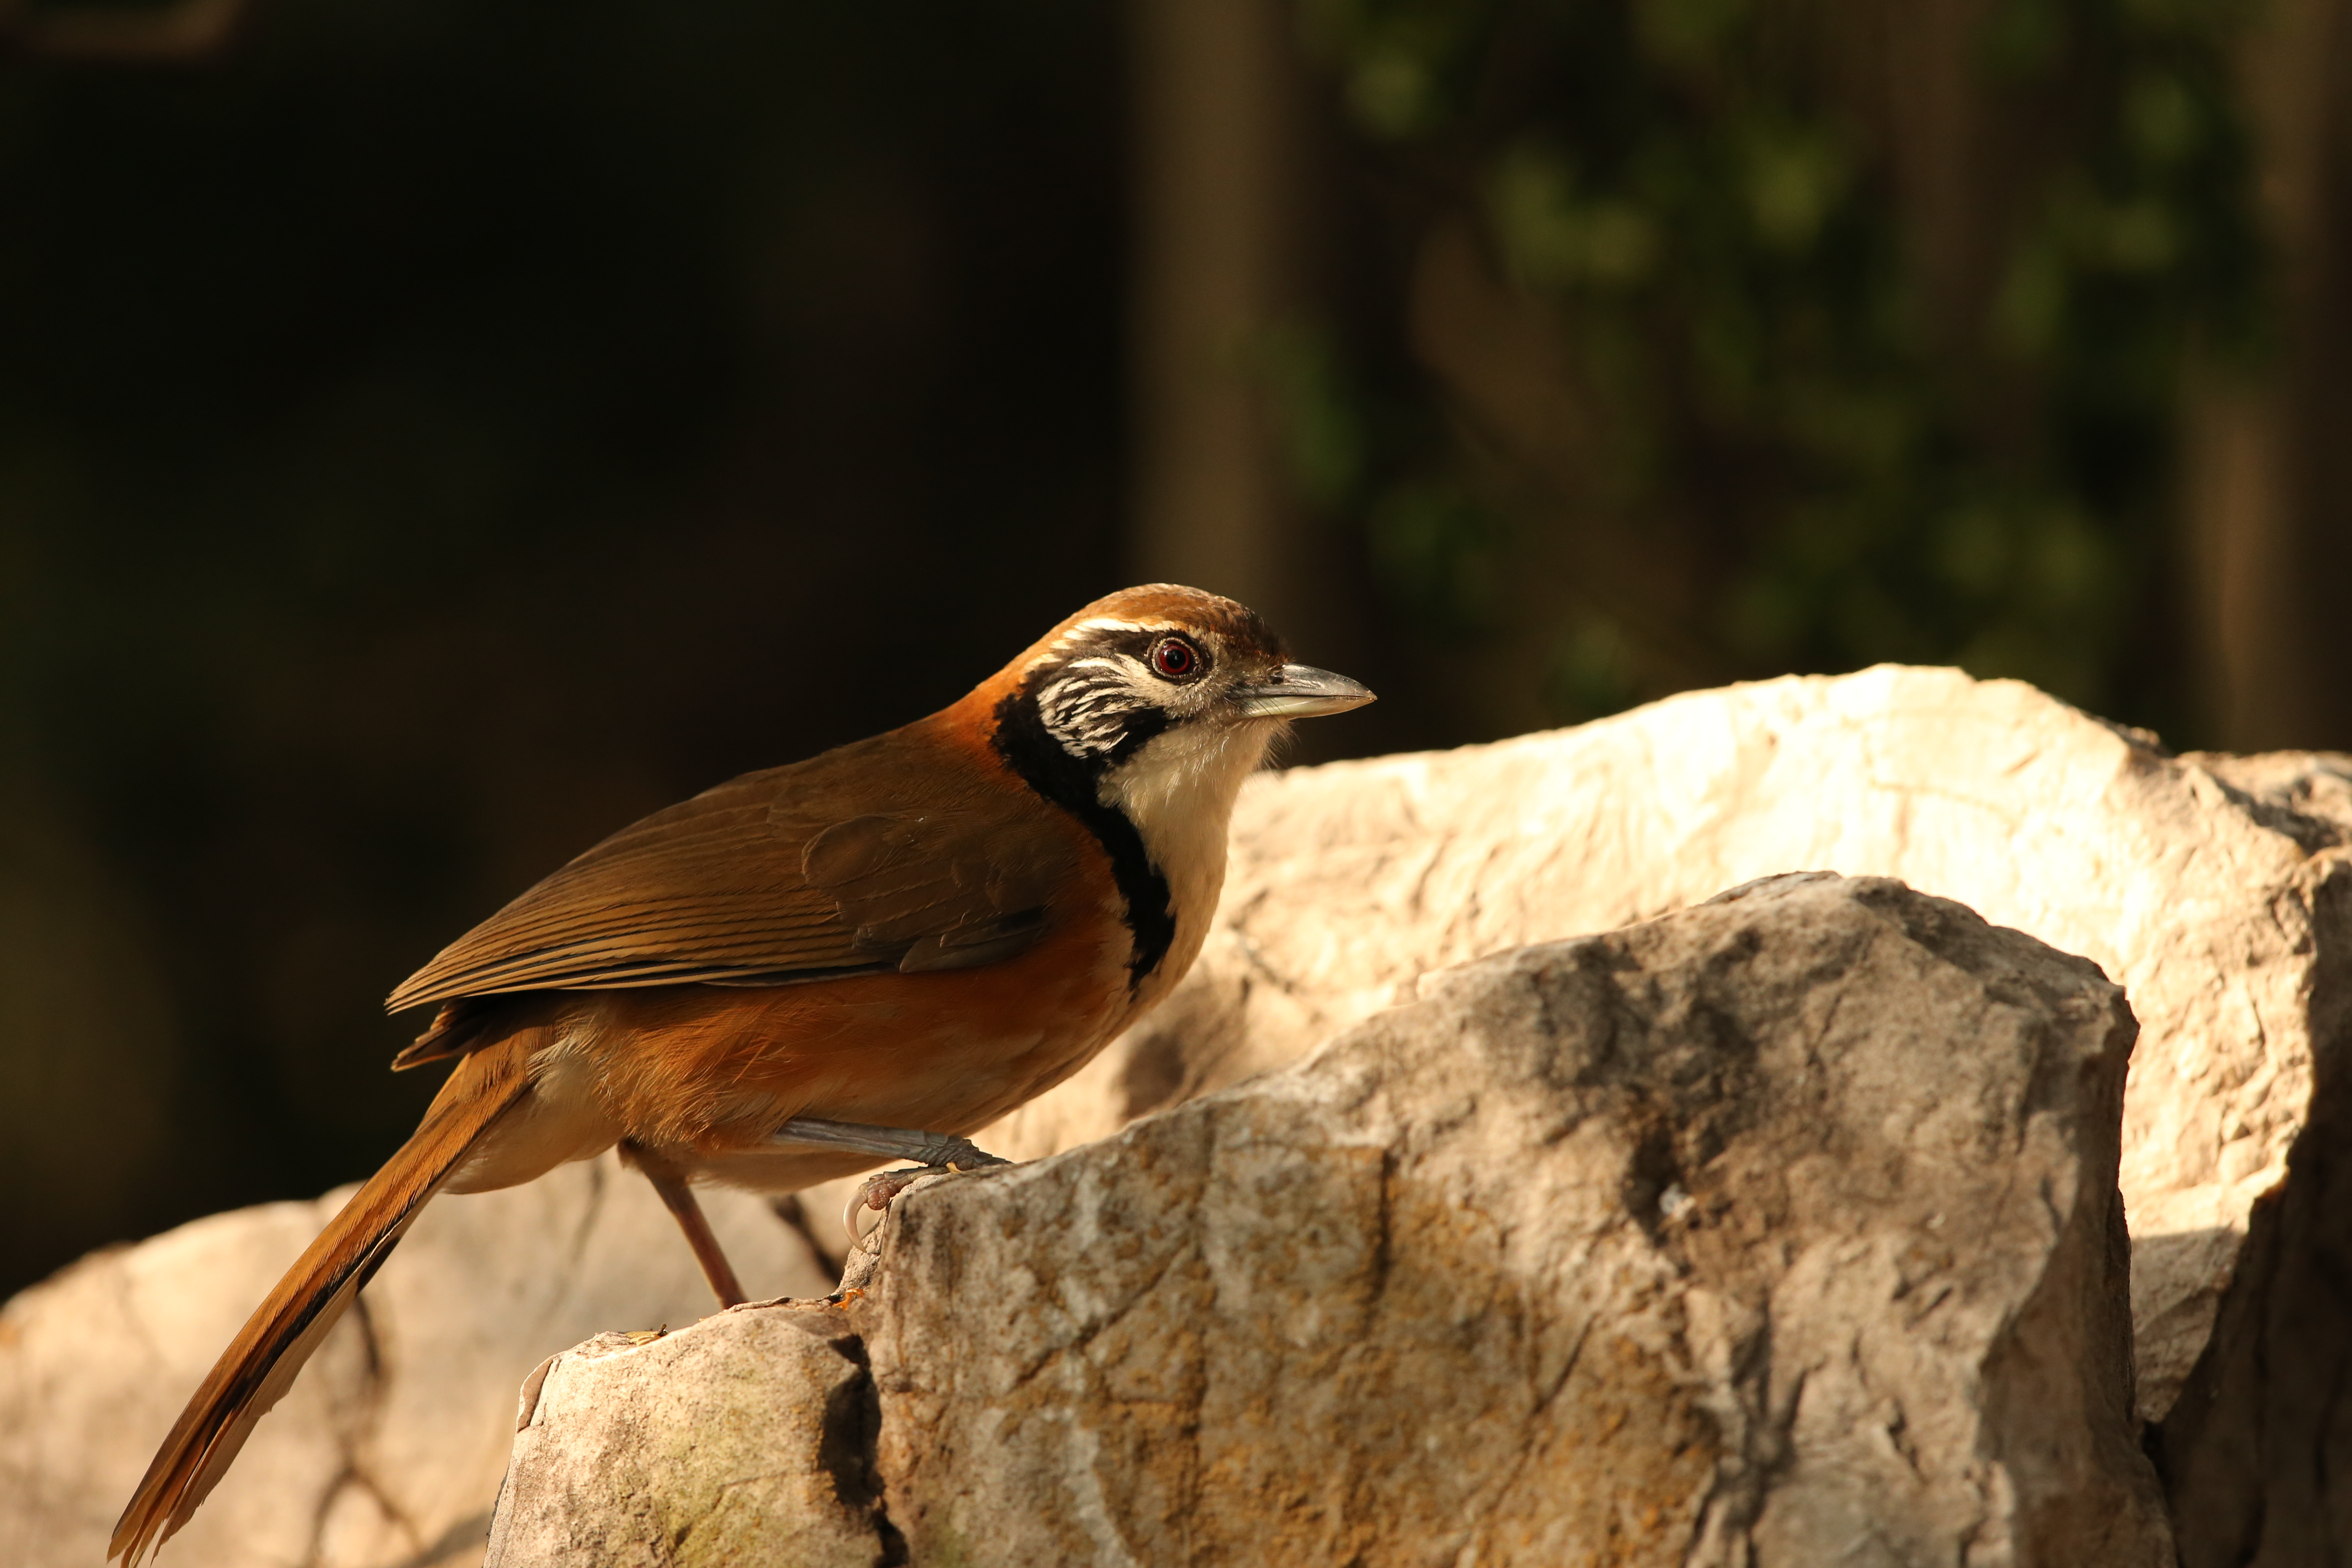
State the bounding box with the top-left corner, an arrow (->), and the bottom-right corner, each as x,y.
842,1142 -> 1012,1250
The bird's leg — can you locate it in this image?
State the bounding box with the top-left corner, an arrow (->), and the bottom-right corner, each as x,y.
617,1140 -> 748,1308
769,1117 -> 1008,1167
769,1117 -> 1013,1246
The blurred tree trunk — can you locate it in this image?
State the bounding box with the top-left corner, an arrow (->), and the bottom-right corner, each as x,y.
1127,0 -> 1293,608
1127,0 -> 1323,632
1128,0 -> 1405,762
2184,0 -> 2352,752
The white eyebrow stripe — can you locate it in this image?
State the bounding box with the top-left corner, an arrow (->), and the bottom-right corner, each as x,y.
1049,617 -> 1186,653
1075,617 -> 1176,635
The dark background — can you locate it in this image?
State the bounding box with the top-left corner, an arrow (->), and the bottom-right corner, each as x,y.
4,0 -> 2348,1301
0,0 -> 1135,1294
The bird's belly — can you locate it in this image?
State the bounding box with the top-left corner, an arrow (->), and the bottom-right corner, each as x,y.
567,914 -> 1132,1189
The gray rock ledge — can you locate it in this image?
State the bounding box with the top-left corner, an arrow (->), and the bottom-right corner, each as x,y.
493,873 -> 2172,1568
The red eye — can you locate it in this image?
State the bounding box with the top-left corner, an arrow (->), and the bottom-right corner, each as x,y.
1150,637 -> 1199,680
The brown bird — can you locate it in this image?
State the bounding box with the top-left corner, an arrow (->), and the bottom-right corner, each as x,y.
110,583 -> 1371,1565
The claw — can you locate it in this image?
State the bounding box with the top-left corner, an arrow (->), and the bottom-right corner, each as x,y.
841,1173 -> 900,1250
838,1149 -> 1015,1250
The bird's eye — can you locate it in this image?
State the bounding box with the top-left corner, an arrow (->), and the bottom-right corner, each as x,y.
1149,637 -> 1200,681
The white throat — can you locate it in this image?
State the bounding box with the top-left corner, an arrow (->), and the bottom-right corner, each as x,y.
1096,720 -> 1279,973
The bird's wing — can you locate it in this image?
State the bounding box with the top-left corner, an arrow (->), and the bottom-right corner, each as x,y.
384,732 -> 1078,1015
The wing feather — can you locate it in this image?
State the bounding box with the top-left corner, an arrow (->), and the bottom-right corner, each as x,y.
386,730 -> 1079,1014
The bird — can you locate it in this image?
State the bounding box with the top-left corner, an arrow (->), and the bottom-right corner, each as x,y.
109,583 -> 1372,1565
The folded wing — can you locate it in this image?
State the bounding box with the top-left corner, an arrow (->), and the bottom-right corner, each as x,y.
385,735 -> 1078,1019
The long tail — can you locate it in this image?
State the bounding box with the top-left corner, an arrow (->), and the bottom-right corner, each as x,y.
110,1040 -> 534,1566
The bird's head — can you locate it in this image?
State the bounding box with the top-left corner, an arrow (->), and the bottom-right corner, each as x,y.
988,584 -> 1372,781
973,583 -> 1373,988
979,583 -> 1371,964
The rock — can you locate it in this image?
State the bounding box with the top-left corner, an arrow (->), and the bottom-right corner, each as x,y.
496,874 -> 2174,1566
2151,751 -> 2352,1564
889,666 -> 2352,1426
0,1151 -> 833,1568
484,1305 -> 890,1568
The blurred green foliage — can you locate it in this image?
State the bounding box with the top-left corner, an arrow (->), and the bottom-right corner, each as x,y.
1284,0 -> 2263,730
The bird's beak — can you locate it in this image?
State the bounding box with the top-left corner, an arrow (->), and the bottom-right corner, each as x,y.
1233,663 -> 1377,719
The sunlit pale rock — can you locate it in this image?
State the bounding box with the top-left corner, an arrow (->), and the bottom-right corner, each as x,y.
484,1305 -> 887,1568
0,1152 -> 830,1568
503,875 -> 2173,1566
929,666 -> 2352,1425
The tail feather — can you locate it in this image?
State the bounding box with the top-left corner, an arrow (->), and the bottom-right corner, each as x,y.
110,1041 -> 534,1566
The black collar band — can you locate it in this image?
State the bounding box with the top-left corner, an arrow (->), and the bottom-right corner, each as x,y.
989,688 -> 1176,990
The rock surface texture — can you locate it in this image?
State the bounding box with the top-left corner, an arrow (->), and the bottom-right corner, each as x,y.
485,1307 -> 889,1568
2152,749 -> 2352,1568
0,1152 -> 832,1568
909,666 -> 2352,1435
493,874 -> 2174,1567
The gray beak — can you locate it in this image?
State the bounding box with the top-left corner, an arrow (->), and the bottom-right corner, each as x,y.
1233,663 -> 1377,719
